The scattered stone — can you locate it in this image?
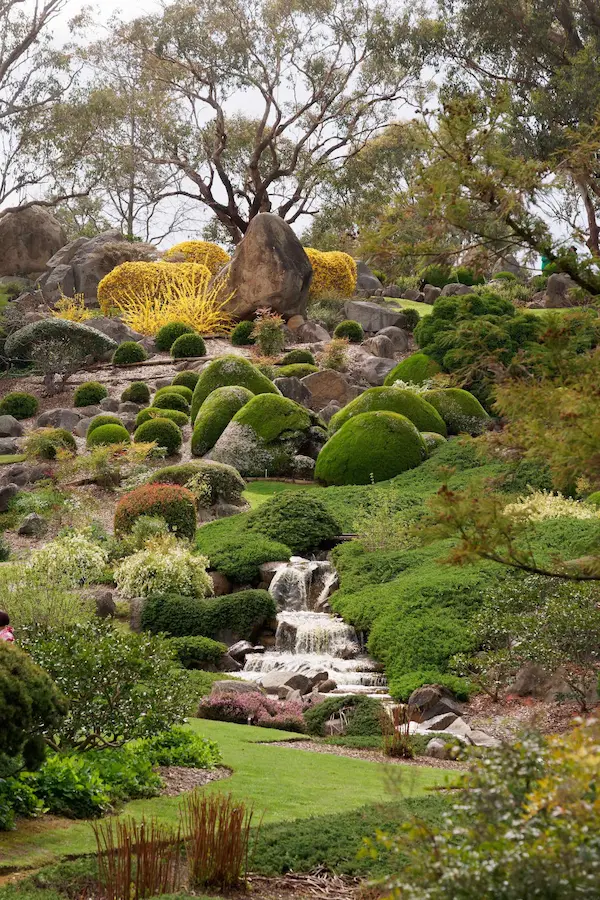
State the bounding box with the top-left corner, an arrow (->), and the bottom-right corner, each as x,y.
361,335 -> 395,358
402,288 -> 425,302
118,401 -> 142,415
228,640 -> 255,664
469,729 -> 501,749
87,317 -> 143,343
260,669 -> 328,695
287,314 -> 306,331
301,370 -> 356,410
383,284 -> 403,298
423,284 -> 442,304
0,483 -> 19,512
273,376 -> 312,406
155,376 -> 173,389
0,206 -> 66,277
296,321 -> 331,342
545,272 -> 577,308
318,400 -> 341,424
219,653 -> 242,672
422,712 -> 459,731
0,415 -> 23,438
210,679 -> 263,697
209,571 -> 232,596
100,397 -> 120,412
1,464 -> 27,486
37,408 -> 82,431
94,591 -> 116,619
356,261 -> 382,293
76,405 -> 102,419
426,738 -> 450,759
359,355 -> 397,386
408,684 -> 463,721
343,300 -> 407,333
440,283 -> 473,297
291,454 -> 315,478
376,325 -> 410,353
0,439 -> 18,454
319,679 -> 337,693
18,512 -> 47,537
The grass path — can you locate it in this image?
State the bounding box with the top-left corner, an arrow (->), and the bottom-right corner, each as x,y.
0,720 -> 452,872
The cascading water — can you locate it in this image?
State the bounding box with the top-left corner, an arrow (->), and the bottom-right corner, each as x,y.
240,556 -> 389,697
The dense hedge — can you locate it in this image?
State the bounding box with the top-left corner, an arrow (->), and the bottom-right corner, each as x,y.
155,321 -> 195,352
121,382 -> 151,404
26,427 -> 76,459
384,353 -> 442,386
304,248 -> 357,298
190,355 -> 280,423
134,417 -> 183,454
232,393 -> 312,443
0,392 -> 38,419
112,341 -> 147,365
247,491 -> 340,555
156,385 -> 194,403
315,411 -> 427,486
281,349 -> 315,366
87,423 -> 130,447
171,333 -> 207,358
275,363 -> 319,378
164,240 -> 229,273
168,635 -> 226,669
114,483 -> 197,539
146,460 -> 246,505
141,590 -> 276,640
330,387 -> 447,436
207,534 -> 292,583
5,319 -> 116,364
191,385 -> 253,457
73,381 -> 108,407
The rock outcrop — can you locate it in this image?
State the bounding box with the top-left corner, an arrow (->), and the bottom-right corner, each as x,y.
0,206 -> 66,277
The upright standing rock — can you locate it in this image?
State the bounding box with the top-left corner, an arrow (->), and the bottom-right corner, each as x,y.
0,206 -> 66,277
220,213 -> 312,320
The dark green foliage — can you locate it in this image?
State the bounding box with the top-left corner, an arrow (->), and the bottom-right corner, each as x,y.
497,458 -> 553,494
315,411 -> 427,486
155,384 -> 194,402
146,460 -> 245,505
0,392 -> 38,419
334,320 -> 364,342
121,381 -> 151,404
493,271 -> 517,281
86,423 -> 131,447
112,341 -> 148,365
275,363 -> 319,378
4,319 -> 117,364
449,266 -> 484,286
141,590 -> 276,640
233,392 -> 312,442
135,407 -> 189,428
168,636 -> 227,668
418,263 -> 451,288
392,670 -> 471,701
138,727 -> 221,768
398,307 -> 420,331
206,535 -> 292,583
152,390 -> 190,413
330,387 -> 447,436
87,414 -> 123,436
384,353 -> 442,386
170,332 -> 207,358
247,490 -> 340,555
171,370 -> 200,390
114,483 -> 197,539
0,777 -> 43,831
191,385 -> 253,457
230,320 -> 256,346
423,388 -> 489,435
304,695 -> 384,737
191,354 -> 279,422
134,417 -> 183,454
281,349 -> 315,365
27,754 -> 110,819
185,669 -> 234,704
26,427 -> 77,460
154,321 -> 195,352
73,381 -> 108,407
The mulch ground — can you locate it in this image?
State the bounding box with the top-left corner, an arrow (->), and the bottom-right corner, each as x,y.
262,739 -> 465,770
158,765 -> 231,797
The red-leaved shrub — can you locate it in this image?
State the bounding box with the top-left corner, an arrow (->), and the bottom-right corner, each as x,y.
198,691 -> 305,733
114,483 -> 197,540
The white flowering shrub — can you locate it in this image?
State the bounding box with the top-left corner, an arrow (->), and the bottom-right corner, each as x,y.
391,378 -> 436,394
504,491 -> 599,522
114,536 -> 213,599
30,533 -> 108,586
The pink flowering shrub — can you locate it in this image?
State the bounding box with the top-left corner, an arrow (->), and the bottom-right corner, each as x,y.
198,690 -> 305,733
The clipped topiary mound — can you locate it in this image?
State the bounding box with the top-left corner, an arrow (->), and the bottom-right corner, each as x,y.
587,491 -> 600,508
230,320 -> 255,346
135,407 -> 189,429
168,635 -> 227,669
112,341 -> 148,365
134,417 -> 183,455
315,411 -> 427,486
115,483 -> 197,539
73,381 -> 108,407
191,385 -> 253,457
121,382 -> 151,404
25,427 -> 76,460
304,248 -> 357,298
275,363 -> 319,378
87,423 -> 131,447
206,535 -> 292,583
5,319 -> 117,366
164,240 -> 229,274
155,321 -> 195,352
330,387 -> 447,436
247,491 -> 340,556
146,460 -> 245,505
172,370 -> 200,391
334,320 -> 364,342
191,355 -> 280,423
171,332 -> 207,359
141,589 -> 276,641
0,392 -> 38,420
155,385 -> 194,404
384,353 -> 442,386
282,349 -> 315,366
423,388 -> 490,436
233,393 -> 312,444
421,431 -> 447,452
152,391 -> 190,414
87,414 -> 124,437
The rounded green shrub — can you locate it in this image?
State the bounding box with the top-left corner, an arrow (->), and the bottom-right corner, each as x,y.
134,417 -> 183,454
167,636 -> 226,669
587,491 -> 600,508
230,320 -> 255,346
171,371 -> 200,391
493,271 -> 517,282
171,333 -> 207,359
121,382 -> 151,404
87,414 -> 124,437
155,321 -> 195,352
315,411 -> 427,486
155,384 -> 193,404
384,353 -> 442,386
87,423 -> 131,447
26,427 -> 76,460
191,385 -> 253,457
4,319 -> 116,364
112,341 -> 147,365
151,391 -> 190,414
207,535 -> 292,583
275,363 -> 319,378
115,483 -> 197,539
191,355 -> 280,423
330,387 -> 447,436
334,320 -> 364,342
135,407 -> 189,429
418,263 -> 451,288
73,381 -> 108,407
421,431 -> 447,452
281,349 -> 315,366
232,393 -> 312,444
247,491 -> 340,555
398,307 -> 420,332
0,391 -> 38,419
423,388 -> 490,436
141,590 -> 276,641
147,461 -> 245,505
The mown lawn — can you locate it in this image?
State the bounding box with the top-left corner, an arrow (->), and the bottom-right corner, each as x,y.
0,720 -> 453,872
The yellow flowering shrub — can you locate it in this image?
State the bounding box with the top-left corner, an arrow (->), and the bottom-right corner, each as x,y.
97,262 -> 234,336
51,293 -> 93,322
164,240 -> 230,274
304,248 -> 357,298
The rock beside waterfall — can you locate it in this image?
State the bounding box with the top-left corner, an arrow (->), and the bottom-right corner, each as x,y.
210,680 -> 264,697
259,668 -> 329,696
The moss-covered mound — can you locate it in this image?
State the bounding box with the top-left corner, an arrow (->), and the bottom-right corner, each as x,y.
135,408 -> 189,428
276,363 -> 319,378
234,394 -> 312,443
315,411 -> 427,485
147,460 -> 245,505
423,388 -> 490,435
330,387 -> 446,436
421,431 -> 447,452
384,353 -> 441,386
190,355 -> 280,423
191,385 -> 253,457
134,417 -> 183,454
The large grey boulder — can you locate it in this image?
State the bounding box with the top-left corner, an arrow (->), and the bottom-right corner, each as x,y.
423,284 -> 442,304
296,321 -> 330,342
0,416 -> 23,438
37,408 -> 83,431
545,272 -> 577,308
260,668 -> 327,695
87,316 -> 144,343
210,680 -> 263,697
273,376 -> 312,406
0,483 -> 18,511
441,283 -> 473,297
219,213 -> 312,320
18,513 -> 47,536
301,370 -> 356,410
377,326 -> 410,353
343,300 -> 407,333
402,288 -> 425,302
408,684 -> 463,721
0,206 -> 66,277
426,738 -> 450,759
0,439 -> 18,454
359,356 -> 397,386
356,260 -> 382,293
361,335 -> 395,358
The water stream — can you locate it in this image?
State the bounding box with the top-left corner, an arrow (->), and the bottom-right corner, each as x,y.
240,557 -> 389,697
